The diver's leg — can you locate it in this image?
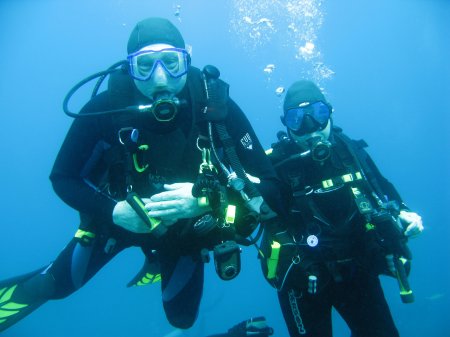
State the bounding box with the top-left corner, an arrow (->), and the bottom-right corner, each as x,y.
160,253 -> 204,329
0,231 -> 123,332
277,284 -> 333,337
334,269 -> 399,337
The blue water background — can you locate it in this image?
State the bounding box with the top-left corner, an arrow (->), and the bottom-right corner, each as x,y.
0,0 -> 448,336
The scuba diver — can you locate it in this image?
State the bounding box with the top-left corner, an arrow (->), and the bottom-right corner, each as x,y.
259,80 -> 423,337
0,17 -> 281,333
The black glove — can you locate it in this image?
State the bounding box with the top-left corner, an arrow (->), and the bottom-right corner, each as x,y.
228,316 -> 274,337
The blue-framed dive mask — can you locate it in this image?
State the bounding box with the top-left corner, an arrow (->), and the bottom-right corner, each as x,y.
284,101 -> 331,132
127,47 -> 190,81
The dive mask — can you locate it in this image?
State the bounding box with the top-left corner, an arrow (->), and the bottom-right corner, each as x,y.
127,47 -> 190,81
284,101 -> 331,133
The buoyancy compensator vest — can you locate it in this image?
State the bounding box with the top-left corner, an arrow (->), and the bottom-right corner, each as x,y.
262,127 -> 414,301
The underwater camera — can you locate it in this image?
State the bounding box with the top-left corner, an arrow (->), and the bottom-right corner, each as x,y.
370,209 -> 414,303
213,240 -> 241,281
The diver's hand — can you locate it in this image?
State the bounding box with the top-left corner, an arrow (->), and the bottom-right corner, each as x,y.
146,183 -> 211,223
398,210 -> 424,238
228,316 -> 274,337
112,199 -> 153,234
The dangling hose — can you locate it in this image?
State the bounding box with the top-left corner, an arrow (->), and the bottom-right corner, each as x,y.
91,60 -> 127,98
63,60 -> 130,118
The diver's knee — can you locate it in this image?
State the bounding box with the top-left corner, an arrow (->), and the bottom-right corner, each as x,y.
167,315 -> 196,329
23,270 -> 78,300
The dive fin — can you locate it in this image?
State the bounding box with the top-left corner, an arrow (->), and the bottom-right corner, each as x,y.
127,256 -> 161,287
0,266 -> 49,332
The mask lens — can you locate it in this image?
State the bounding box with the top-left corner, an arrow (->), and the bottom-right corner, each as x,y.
284,108 -> 305,132
128,48 -> 189,81
310,101 -> 331,126
285,101 -> 331,131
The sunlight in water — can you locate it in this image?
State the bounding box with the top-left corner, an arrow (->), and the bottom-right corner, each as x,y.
229,0 -> 334,86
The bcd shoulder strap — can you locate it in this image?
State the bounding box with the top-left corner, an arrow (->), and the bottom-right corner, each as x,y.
107,67 -> 136,108
186,65 -> 230,124
189,65 -> 261,200
332,127 -> 386,200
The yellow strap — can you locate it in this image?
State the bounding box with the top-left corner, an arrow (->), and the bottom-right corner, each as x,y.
322,179 -> 333,189
322,172 -> 362,190
74,229 -> 96,240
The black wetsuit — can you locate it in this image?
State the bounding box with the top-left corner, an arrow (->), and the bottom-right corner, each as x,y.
1,66 -> 281,331
262,128 -> 402,337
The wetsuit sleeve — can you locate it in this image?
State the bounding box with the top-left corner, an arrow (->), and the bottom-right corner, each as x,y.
49,94 -> 117,228
225,99 -> 286,218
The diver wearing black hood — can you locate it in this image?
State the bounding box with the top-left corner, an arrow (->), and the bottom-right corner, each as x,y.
0,17 -> 282,333
260,80 -> 423,337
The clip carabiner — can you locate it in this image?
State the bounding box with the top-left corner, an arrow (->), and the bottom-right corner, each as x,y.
199,148 -> 216,174
133,145 -> 149,173
118,127 -> 139,147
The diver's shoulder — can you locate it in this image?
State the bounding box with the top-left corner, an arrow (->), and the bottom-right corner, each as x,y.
80,91 -> 112,115
331,125 -> 369,149
266,138 -> 297,164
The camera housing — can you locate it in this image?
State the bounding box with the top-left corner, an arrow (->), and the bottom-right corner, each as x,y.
213,240 -> 241,281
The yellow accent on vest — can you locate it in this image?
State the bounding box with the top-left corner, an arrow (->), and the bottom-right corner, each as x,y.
365,223 -> 376,231
265,148 -> 273,155
267,241 -> 281,280
197,196 -> 209,207
351,187 -> 362,197
342,173 -> 353,183
322,179 -> 334,189
225,205 -> 236,224
323,172 -> 362,190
